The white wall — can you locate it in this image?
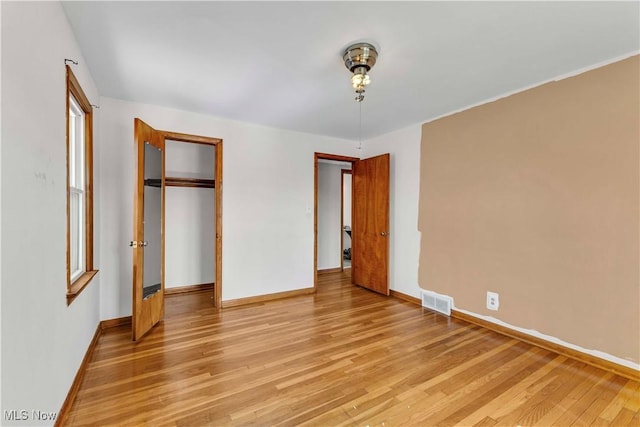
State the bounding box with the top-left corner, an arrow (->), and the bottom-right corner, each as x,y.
99,97 -> 360,318
165,187 -> 215,288
363,125 -> 422,298
317,162 -> 343,270
343,173 -> 352,227
1,2 -> 101,423
343,173 -> 352,252
165,140 -> 214,179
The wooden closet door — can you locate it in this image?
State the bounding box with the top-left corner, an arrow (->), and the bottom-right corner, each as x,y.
132,118 -> 165,341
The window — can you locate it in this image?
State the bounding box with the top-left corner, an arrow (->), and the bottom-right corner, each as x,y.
66,66 -> 97,304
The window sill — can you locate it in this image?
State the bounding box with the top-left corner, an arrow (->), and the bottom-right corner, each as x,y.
67,269 -> 99,305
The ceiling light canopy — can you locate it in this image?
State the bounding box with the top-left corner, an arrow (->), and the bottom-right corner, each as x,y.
343,42 -> 378,102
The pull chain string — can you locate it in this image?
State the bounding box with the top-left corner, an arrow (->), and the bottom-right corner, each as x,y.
358,100 -> 363,150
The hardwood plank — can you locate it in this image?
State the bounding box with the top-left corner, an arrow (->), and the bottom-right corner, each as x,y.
452,309 -> 640,381
549,372 -> 620,426
609,408 -> 636,427
495,362 -> 606,426
529,366 -> 618,426
568,374 -> 628,426
474,416 -> 498,426
64,270 -> 640,426
433,349 -> 561,426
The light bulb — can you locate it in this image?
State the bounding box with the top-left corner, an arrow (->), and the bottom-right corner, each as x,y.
351,73 -> 370,90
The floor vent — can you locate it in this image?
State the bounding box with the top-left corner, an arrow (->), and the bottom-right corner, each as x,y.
421,290 -> 452,316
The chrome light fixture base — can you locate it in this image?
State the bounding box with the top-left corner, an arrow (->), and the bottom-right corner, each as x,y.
343,42 -> 378,102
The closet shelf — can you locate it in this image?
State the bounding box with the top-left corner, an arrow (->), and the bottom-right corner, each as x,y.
165,177 -> 215,188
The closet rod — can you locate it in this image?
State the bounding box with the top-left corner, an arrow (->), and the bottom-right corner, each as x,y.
165,177 -> 215,188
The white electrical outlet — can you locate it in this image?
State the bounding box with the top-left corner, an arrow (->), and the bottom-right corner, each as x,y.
487,291 -> 499,311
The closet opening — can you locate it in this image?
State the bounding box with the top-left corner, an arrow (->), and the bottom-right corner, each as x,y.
164,139 -> 217,300
157,129 -> 223,309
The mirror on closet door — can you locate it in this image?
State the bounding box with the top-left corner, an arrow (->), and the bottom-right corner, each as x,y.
143,142 -> 162,299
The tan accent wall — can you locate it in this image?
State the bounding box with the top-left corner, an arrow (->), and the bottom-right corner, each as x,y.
418,56 -> 639,363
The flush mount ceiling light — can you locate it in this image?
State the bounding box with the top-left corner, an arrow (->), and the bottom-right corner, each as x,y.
343,42 -> 378,102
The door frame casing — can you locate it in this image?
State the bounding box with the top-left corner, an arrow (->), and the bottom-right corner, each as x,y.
313,153 -> 359,289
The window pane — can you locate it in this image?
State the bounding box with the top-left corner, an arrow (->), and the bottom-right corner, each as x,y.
75,111 -> 84,189
69,105 -> 76,186
69,95 -> 85,190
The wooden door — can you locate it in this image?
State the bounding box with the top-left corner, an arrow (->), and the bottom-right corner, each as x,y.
352,153 -> 390,295
132,118 -> 165,341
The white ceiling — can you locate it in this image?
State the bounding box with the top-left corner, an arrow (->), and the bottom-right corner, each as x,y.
62,1 -> 639,141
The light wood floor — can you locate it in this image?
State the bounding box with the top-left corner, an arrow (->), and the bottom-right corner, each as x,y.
66,271 -> 639,426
